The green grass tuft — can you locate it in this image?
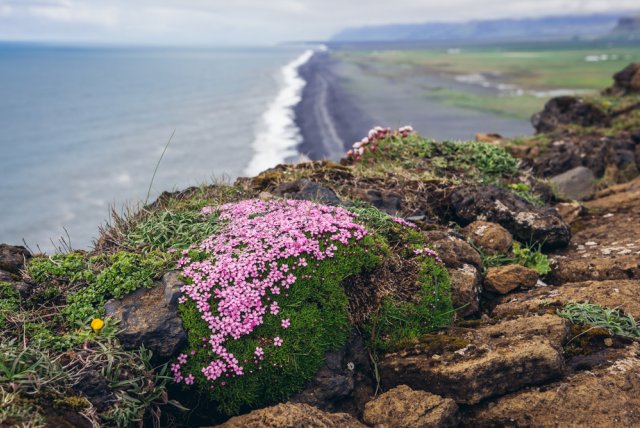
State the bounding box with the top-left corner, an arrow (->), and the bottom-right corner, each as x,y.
558,302 -> 640,339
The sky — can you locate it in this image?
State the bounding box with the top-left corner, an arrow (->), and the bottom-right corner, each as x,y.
0,0 -> 638,45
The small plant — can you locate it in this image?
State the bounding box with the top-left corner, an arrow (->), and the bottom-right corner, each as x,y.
480,242 -> 550,275
126,209 -> 222,252
558,302 -> 640,339
459,141 -> 518,177
508,183 -> 544,206
28,251 -> 170,323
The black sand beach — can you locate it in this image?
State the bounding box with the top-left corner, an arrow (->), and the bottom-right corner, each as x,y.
295,50 -> 533,160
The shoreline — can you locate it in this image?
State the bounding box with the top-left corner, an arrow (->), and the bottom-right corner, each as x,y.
294,51 -> 375,162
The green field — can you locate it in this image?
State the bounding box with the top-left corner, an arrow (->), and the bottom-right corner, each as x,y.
336,43 -> 640,119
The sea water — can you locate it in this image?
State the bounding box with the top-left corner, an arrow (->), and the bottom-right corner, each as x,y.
0,44 -> 314,251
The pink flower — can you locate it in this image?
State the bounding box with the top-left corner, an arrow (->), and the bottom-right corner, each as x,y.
281,319 -> 291,329
184,374 -> 195,385
255,347 -> 264,357
274,337 -> 283,347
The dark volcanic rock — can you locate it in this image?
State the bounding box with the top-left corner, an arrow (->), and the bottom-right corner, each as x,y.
448,185 -> 571,249
0,244 -> 31,274
353,189 -> 402,215
104,271 -> 186,361
273,179 -> 343,205
363,385 -> 459,428
531,96 -> 609,133
550,166 -> 596,200
604,62 -> 640,96
216,402 -> 366,428
292,331 -> 375,416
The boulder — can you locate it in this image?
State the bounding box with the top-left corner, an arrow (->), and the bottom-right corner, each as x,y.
448,264 -> 482,318
379,316 -> 568,405
547,256 -> 640,285
531,96 -> 609,133
461,221 -> 513,255
493,279 -> 640,319
292,331 -> 374,415
465,344 -> 640,427
604,63 -> 640,96
448,185 -> 571,249
273,179 -> 343,206
554,201 -> 586,224
483,265 -> 539,295
550,166 -> 596,201
363,385 -> 459,428
352,189 -> 402,215
0,244 -> 31,274
104,271 -> 186,361
422,230 -> 483,317
423,230 -> 483,270
215,403 -> 366,428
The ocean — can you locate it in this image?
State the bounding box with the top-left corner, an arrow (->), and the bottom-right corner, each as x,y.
0,44 -> 314,252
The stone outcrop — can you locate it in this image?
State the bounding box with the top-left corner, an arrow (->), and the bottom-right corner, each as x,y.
274,179 -> 343,205
0,244 -> 31,274
531,96 -> 609,133
604,62 -> 640,96
215,403 -> 366,428
550,165 -> 596,200
483,264 -> 539,294
448,185 -> 571,249
461,220 -> 513,255
465,344 -> 640,427
104,271 -> 186,360
379,315 -> 568,405
363,385 -> 459,428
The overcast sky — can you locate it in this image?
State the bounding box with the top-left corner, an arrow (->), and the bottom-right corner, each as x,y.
0,0 -> 637,45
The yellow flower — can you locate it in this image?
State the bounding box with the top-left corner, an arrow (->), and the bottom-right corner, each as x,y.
91,318 -> 104,332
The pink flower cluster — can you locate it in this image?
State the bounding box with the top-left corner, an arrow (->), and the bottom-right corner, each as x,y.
391,217 -> 417,228
172,199 -> 368,386
347,126 -> 414,160
414,247 -> 444,265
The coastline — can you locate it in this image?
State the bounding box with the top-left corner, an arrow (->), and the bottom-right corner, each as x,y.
294,51 -> 375,161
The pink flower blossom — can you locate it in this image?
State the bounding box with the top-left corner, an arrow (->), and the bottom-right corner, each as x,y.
174,199 -> 367,387
281,319 -> 291,329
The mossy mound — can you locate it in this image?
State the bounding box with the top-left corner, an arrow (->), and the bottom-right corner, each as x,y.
167,199 -> 451,415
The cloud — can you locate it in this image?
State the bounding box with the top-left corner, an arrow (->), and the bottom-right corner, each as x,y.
0,0 -> 637,45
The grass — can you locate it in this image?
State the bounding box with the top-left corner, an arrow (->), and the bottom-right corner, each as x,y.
427,88 -> 546,120
558,302 -> 640,339
337,43 -> 640,118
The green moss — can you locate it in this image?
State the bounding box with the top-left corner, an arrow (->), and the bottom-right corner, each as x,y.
0,282 -> 20,327
179,237 -> 380,415
28,251 -> 171,323
367,255 -> 453,351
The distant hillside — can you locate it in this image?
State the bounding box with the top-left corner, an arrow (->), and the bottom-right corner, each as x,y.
331,13 -> 630,43
610,15 -> 640,39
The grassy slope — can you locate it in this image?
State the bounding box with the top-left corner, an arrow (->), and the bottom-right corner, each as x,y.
336,44 -> 640,119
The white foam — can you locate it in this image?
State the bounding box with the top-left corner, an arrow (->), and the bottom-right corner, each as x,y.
245,47 -> 319,177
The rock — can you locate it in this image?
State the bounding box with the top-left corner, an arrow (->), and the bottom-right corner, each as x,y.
493,280 -> 640,319
448,264 -> 482,318
363,385 -> 459,428
604,63 -> 640,96
448,185 -> 571,249
550,166 -> 596,200
554,201 -> 586,224
73,369 -> 114,412
215,403 -> 366,428
423,230 -> 482,270
547,256 -> 640,285
531,96 -> 609,133
465,344 -> 640,427
0,269 -> 14,282
292,331 -> 374,415
379,316 -> 567,405
353,189 -> 402,215
104,271 -> 186,361
0,244 -> 31,274
461,221 -> 513,255
484,265 -> 539,295
273,179 -> 343,206
475,133 -> 502,144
